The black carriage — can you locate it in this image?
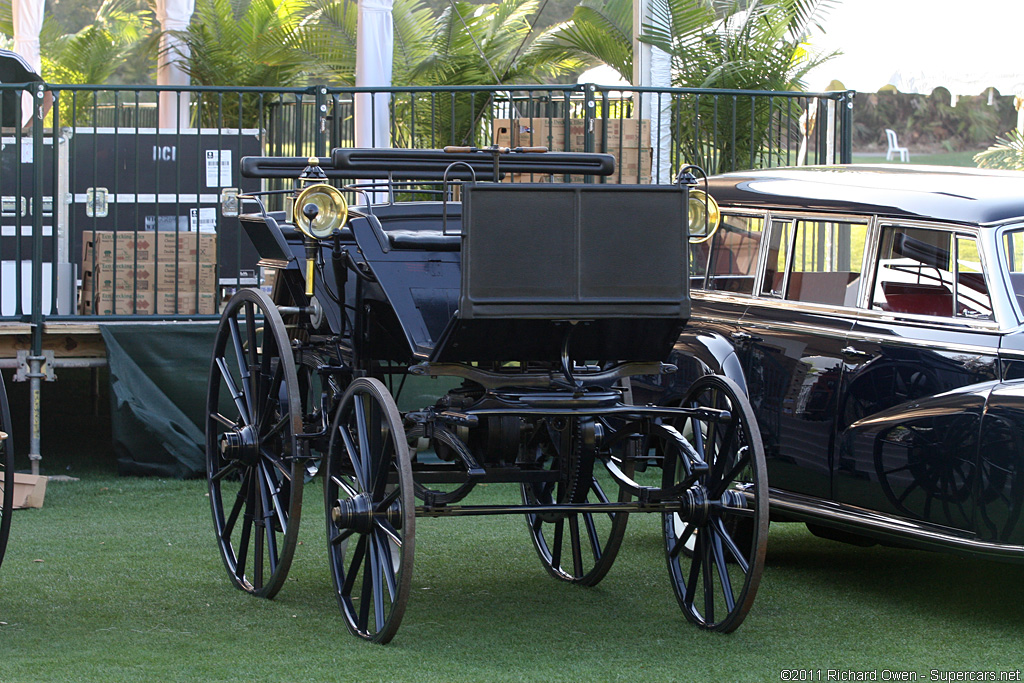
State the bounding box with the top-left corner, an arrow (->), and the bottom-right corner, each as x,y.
205,147 -> 768,642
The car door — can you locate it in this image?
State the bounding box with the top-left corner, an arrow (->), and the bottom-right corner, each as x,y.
733,214 -> 868,500
836,222 -> 1000,532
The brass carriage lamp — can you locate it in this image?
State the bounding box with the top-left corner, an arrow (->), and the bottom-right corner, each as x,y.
677,166 -> 721,244
294,158 -> 349,297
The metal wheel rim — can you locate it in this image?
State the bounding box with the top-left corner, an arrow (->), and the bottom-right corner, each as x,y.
662,374 -> 768,632
325,377 -> 415,644
206,287 -> 304,598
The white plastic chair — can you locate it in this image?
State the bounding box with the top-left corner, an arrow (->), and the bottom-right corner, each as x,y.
885,129 -> 909,162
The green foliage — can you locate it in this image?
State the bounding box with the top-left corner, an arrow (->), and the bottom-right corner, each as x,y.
975,128 -> 1024,171
393,0 -> 585,147
531,0 -> 633,80
853,91 -> 1012,152
639,0 -> 837,172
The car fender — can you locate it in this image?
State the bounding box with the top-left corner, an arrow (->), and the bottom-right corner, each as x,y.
661,330 -> 749,402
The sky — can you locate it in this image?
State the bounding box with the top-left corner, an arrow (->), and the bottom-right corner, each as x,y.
803,0 -> 1024,95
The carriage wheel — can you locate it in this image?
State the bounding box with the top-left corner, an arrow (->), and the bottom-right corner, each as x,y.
325,377 -> 415,644
206,287 -> 304,598
0,372 -> 13,570
663,374 -> 768,632
522,418 -> 631,586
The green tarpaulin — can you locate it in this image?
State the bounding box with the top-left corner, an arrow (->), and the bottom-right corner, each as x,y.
101,323 -> 218,478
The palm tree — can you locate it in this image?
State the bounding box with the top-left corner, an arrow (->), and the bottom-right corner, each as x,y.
975,129 -> 1024,171
536,0 -> 838,172
168,0 -> 328,126
390,0 -> 586,146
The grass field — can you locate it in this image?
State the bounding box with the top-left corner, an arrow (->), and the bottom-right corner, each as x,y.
3,453 -> 1024,682
850,150 -> 982,167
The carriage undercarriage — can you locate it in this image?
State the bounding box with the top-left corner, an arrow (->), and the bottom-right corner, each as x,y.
205,148 -> 768,643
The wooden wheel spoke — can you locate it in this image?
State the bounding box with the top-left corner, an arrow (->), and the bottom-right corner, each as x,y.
258,461 -> 288,537
257,362 -> 286,437
373,529 -> 399,602
713,518 -> 749,572
227,317 -> 254,422
211,458 -> 241,485
684,531 -> 703,611
338,424 -> 367,491
569,514 -> 584,578
235,474 -> 256,582
550,517 -> 565,570
216,356 -> 250,426
223,468 -> 252,540
343,535 -> 368,598
376,518 -> 404,549
375,486 -> 401,513
331,474 -> 358,499
669,519 -> 696,559
581,512 -> 603,564
709,527 -> 736,613
330,527 -> 355,547
710,448 -> 750,499
701,527 -> 715,623
210,410 -> 238,431
353,398 -> 373,489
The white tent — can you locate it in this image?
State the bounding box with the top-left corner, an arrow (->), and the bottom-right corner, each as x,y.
156,0 -> 195,130
632,0 -> 672,183
11,0 -> 43,127
355,0 -> 394,149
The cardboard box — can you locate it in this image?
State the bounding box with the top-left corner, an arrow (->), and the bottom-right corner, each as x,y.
156,290 -> 217,315
80,289 -> 156,315
0,471 -> 48,509
494,118 -> 652,152
155,261 -> 217,292
82,231 -> 157,264
595,118 -> 651,148
81,261 -> 155,293
156,231 -> 217,262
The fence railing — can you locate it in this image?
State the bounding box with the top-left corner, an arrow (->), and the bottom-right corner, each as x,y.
0,82 -> 854,345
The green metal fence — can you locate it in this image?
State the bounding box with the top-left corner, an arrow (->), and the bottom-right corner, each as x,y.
0,82 -> 854,332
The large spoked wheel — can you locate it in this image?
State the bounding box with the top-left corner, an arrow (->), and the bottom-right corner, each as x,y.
662,374 -> 768,632
0,372 -> 13,570
522,418 -> 631,586
206,287 -> 304,598
325,377 -> 415,644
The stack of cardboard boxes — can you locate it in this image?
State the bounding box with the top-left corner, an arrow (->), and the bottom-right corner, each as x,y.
493,117 -> 652,183
80,230 -> 218,315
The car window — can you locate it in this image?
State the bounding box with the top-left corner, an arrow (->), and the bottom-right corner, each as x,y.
690,213 -> 764,293
761,217 -> 867,306
1001,228 -> 1024,316
871,226 -> 992,319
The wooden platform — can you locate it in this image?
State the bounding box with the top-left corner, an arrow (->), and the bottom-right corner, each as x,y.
0,321 -> 106,361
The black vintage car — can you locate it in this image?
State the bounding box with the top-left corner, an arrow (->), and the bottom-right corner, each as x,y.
645,164 -> 1024,558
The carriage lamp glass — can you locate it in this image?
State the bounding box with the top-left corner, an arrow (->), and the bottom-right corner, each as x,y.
688,190 -> 721,244
294,183 -> 348,240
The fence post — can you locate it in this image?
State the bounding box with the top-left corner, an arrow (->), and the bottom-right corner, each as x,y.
840,90 -> 855,164
28,82 -> 45,475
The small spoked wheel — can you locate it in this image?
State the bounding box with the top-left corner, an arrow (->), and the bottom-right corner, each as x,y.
206,287 -> 304,598
522,418 -> 631,586
325,377 -> 415,644
0,372 -> 13,570
662,374 -> 768,632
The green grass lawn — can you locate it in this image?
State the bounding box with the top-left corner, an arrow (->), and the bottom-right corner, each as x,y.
851,150 -> 982,167
2,465 -> 1023,682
